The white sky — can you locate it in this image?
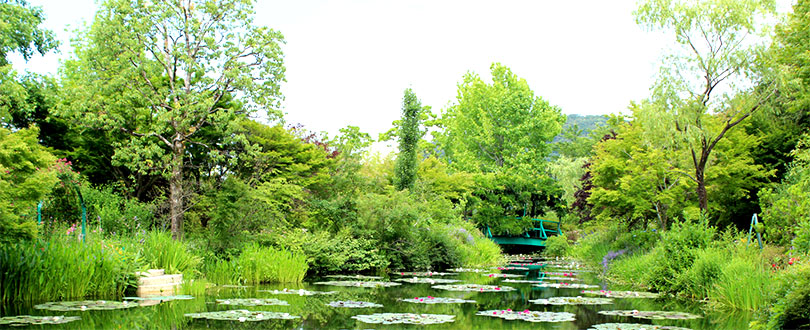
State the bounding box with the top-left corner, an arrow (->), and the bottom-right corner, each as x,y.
11,0 -> 793,144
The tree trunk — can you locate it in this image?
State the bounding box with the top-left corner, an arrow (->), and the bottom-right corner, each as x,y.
696,166 -> 707,211
170,138 -> 185,240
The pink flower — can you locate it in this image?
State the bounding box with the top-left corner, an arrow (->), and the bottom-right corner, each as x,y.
506,309 -> 512,312
522,309 -> 530,314
495,287 -> 501,290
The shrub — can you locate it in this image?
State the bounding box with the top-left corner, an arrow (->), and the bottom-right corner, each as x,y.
543,235 -> 570,258
751,261 -> 810,329
267,228 -> 388,275
81,185 -> 160,235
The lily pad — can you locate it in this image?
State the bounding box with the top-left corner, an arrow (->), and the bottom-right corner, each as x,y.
598,310 -> 703,320
542,276 -> 582,281
325,274 -> 383,280
588,323 -> 692,330
494,266 -> 530,270
483,273 -> 524,278
398,296 -> 476,304
124,295 -> 194,301
216,298 -> 289,306
34,300 -> 137,311
396,271 -> 457,276
476,310 -> 576,322
534,282 -> 599,289
351,313 -> 455,325
219,285 -> 252,288
580,290 -> 661,299
542,271 -> 579,276
313,280 -> 401,288
327,300 -> 383,308
185,309 -> 299,321
529,296 -> 613,305
447,268 -> 489,273
431,284 -> 516,292
258,288 -> 338,296
0,315 -> 81,326
395,277 -> 460,284
502,279 -> 544,284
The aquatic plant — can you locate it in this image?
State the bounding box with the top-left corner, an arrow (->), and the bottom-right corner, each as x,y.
238,243 -> 308,284
351,313 -> 455,325
395,277 -> 460,284
34,300 -> 137,311
398,296 -> 476,304
580,290 -> 661,298
529,296 -> 613,305
216,298 -> 289,306
258,288 -> 338,296
475,310 -> 576,322
502,279 -> 544,284
482,273 -> 524,278
327,300 -> 383,308
124,295 -> 194,301
447,268 -> 488,273
0,315 -> 81,326
185,310 -> 299,321
588,323 -> 692,330
431,284 -> 515,292
396,271 -> 457,276
534,283 -> 599,289
325,274 -> 383,280
597,310 -> 703,320
313,280 -> 401,288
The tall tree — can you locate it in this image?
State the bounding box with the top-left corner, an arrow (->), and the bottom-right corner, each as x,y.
0,0 -> 57,66
439,63 -> 564,174
394,89 -> 421,190
58,0 -> 285,239
634,0 -> 776,211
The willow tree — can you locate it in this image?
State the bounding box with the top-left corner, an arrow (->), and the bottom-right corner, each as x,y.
634,0 -> 776,211
58,0 -> 285,239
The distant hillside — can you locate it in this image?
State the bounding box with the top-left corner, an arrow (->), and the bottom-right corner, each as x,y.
562,114 -> 608,135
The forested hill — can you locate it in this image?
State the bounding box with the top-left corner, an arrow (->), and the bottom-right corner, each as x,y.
562,114 -> 608,135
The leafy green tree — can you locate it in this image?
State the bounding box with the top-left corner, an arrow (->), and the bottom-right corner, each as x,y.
395,88 -> 422,190
0,0 -> 57,66
589,119 -> 692,230
634,0 -> 776,211
439,63 -> 564,173
58,0 -> 285,239
0,126 -> 57,242
759,134 -> 810,247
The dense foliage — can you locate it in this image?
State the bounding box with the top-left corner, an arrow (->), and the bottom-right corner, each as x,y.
2,1 -> 810,326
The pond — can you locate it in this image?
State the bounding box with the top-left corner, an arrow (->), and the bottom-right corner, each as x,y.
0,257 -> 753,329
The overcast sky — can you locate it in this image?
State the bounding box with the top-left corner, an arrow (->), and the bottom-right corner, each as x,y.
11,0 -> 790,143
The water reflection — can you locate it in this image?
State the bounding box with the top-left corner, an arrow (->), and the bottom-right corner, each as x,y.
2,260 -> 753,329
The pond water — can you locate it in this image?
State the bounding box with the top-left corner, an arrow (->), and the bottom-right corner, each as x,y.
0,257 -> 753,329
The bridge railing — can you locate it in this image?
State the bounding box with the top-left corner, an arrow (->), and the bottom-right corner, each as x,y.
485,217 -> 562,240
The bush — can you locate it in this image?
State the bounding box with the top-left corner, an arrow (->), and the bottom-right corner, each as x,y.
267,228 -> 388,275
81,185 -> 160,235
751,261 -> 810,329
708,252 -> 771,311
543,235 -> 570,257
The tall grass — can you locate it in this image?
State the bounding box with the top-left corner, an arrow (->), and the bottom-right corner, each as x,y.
141,231 -> 201,277
237,243 -> 308,284
0,236 -> 138,302
203,258 -> 242,285
709,254 -> 772,311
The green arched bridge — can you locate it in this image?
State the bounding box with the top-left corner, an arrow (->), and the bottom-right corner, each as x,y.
485,218 -> 562,247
